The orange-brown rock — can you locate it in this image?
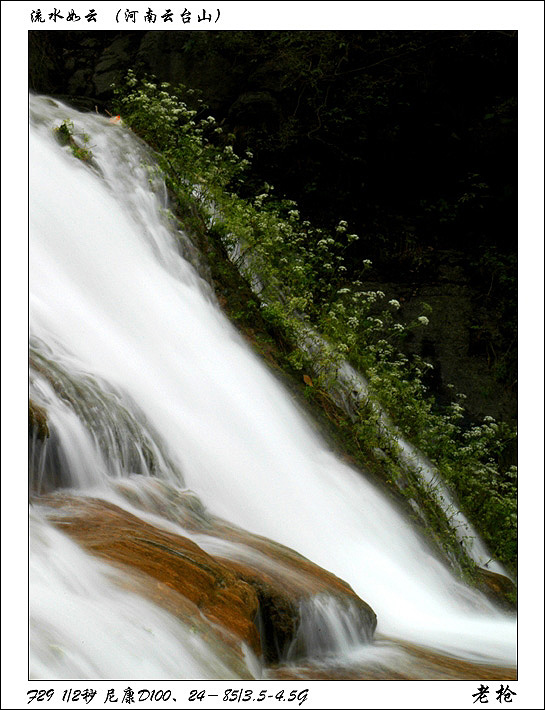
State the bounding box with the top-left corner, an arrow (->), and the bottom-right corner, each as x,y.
112,478 -> 375,614
269,636 -> 517,681
110,478 -> 377,663
209,521 -> 377,662
39,488 -> 378,667
41,495 -> 261,656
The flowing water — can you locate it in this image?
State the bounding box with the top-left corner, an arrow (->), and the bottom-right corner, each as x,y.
29,95 -> 516,679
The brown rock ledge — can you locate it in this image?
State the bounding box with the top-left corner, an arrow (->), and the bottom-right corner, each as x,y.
39,493 -> 377,666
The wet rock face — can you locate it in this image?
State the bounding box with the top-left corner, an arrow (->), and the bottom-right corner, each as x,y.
211,528 -> 378,664
28,398 -> 70,495
252,579 -> 299,664
29,31 -> 237,108
107,477 -> 378,663
38,493 -> 377,666
475,567 -> 517,611
29,399 -> 49,440
92,34 -> 137,95
29,399 -> 58,495
41,495 -> 262,656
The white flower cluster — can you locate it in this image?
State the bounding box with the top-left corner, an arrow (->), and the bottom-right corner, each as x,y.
254,193 -> 269,207
359,291 -> 385,303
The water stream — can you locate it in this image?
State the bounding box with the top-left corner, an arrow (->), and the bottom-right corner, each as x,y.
29,95 -> 516,679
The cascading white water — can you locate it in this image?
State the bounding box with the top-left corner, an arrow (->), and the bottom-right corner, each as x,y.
229,232 -> 507,577
30,508 -> 259,680
29,95 -> 516,677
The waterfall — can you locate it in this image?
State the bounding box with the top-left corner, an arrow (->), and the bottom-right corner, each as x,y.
29,95 -> 516,679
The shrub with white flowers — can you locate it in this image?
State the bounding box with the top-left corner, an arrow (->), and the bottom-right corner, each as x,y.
113,71 -> 517,577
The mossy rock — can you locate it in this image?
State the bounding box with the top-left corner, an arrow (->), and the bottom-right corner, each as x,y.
475,567 -> 517,611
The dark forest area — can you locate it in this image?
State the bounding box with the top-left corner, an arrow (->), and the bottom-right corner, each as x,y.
29,30 -> 518,425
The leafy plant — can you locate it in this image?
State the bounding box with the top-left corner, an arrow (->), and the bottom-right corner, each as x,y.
54,119 -> 93,161
112,72 -> 517,579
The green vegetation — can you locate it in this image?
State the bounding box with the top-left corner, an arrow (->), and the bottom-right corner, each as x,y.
30,30 -> 517,414
54,119 -> 93,161
113,72 -> 516,584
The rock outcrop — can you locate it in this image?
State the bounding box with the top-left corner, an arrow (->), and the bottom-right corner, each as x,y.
41,495 -> 261,655
29,399 -> 49,440
476,567 -> 517,611
39,492 -> 377,666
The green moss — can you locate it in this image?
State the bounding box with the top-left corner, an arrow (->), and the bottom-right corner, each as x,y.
54,119 -> 93,161
54,119 -> 72,146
